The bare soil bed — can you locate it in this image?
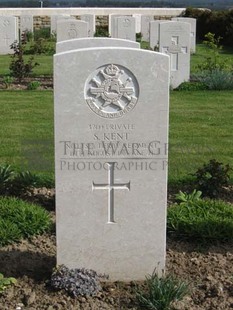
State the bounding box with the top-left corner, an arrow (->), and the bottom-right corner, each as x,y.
0,77 -> 53,91
0,187 -> 233,310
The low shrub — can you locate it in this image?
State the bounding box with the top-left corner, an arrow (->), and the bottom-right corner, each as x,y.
27,81 -> 41,90
0,273 -> 17,293
175,81 -> 208,91
0,196 -> 52,246
34,27 -> 51,41
167,199 -> 233,242
51,265 -> 108,297
94,26 -> 109,37
136,270 -> 189,310
175,189 -> 202,204
0,164 -> 54,196
0,164 -> 14,195
193,159 -> 232,197
2,76 -> 14,89
193,70 -> 233,90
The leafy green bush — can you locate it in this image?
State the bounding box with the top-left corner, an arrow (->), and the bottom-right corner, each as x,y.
0,164 -> 54,196
193,159 -> 232,197
0,196 -> 52,246
136,270 -> 189,310
27,81 -> 41,90
136,32 -> 142,42
175,81 -> 208,91
167,199 -> 233,242
9,39 -> 39,83
193,70 -> 233,90
0,273 -> 17,293
10,171 -> 40,196
2,76 -> 14,89
28,38 -> 55,55
34,27 -> 51,41
94,26 -> 109,37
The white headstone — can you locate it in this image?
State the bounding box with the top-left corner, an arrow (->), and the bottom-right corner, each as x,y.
109,14 -> 121,36
133,14 -> 141,33
56,37 -> 140,53
0,16 -> 19,55
56,20 -> 88,42
20,15 -> 33,34
80,14 -> 95,37
54,46 -> 169,281
114,16 -> 136,41
149,20 -> 161,50
50,15 -> 75,35
141,15 -> 154,41
159,21 -> 191,89
172,17 -> 196,53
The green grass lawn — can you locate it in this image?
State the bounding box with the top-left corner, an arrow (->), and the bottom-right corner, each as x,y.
0,90 -> 232,182
0,91 -> 54,177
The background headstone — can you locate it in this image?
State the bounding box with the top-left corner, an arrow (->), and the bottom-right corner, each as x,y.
149,20 -> 161,51
54,46 -> 169,281
141,15 -> 154,41
172,17 -> 196,53
0,16 -> 19,55
56,20 -> 88,42
80,14 -> 95,37
20,15 -> 33,34
108,14 -> 122,38
114,16 -> 136,41
159,21 -> 191,88
133,14 -> 141,33
50,15 -> 75,35
56,37 -> 140,53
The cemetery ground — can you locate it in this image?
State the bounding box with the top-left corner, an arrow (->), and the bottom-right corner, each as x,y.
0,44 -> 233,309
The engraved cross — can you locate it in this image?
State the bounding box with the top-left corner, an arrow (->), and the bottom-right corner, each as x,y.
92,162 -> 130,223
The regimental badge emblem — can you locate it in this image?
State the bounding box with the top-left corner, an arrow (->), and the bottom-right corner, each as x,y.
85,64 -> 139,119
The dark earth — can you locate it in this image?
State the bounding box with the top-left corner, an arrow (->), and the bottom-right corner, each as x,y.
1,78 -> 233,309
0,186 -> 232,310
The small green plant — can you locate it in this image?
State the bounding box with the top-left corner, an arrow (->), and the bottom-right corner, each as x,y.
9,36 -> 39,83
10,171 -> 40,196
0,164 -> 14,195
175,189 -> 202,204
136,270 -> 189,310
167,199 -> 233,242
0,164 -> 53,197
0,273 -> 17,293
2,76 -> 14,89
193,159 -> 232,197
0,196 -> 52,246
175,81 -> 208,91
27,81 -> 41,90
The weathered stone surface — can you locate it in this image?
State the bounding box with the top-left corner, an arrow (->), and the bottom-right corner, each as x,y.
54,46 -> 169,281
56,37 -> 140,53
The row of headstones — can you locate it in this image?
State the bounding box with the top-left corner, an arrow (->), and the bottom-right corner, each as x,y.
54,37 -> 169,281
0,14 -> 195,89
0,14 -> 95,54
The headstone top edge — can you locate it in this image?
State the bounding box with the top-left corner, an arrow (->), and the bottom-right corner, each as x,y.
54,46 -> 170,58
